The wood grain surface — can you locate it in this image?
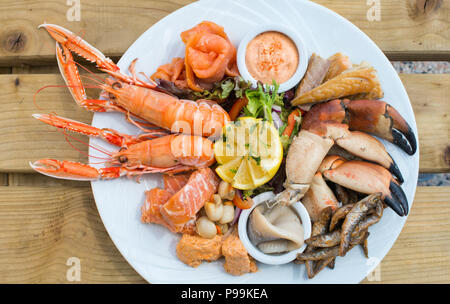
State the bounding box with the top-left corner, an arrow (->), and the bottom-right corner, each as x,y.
0,185 -> 447,283
0,0 -> 448,285
0,186 -> 145,283
362,186 -> 450,283
0,0 -> 448,64
0,73 -> 447,173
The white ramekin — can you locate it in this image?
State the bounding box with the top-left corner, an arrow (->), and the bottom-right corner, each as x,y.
236,24 -> 309,93
238,191 -> 312,265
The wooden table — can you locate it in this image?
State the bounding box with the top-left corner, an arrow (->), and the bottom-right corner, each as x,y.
0,0 -> 448,283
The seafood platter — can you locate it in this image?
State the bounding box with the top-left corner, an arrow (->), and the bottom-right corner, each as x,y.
31,0 -> 419,283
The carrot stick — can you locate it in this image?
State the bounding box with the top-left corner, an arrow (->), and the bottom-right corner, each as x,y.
232,192 -> 253,209
216,224 -> 222,235
228,97 -> 248,121
282,109 -> 301,137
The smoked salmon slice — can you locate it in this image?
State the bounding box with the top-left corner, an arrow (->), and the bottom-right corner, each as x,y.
181,21 -> 238,91
142,188 -> 196,234
151,21 -> 238,92
163,172 -> 191,195
150,57 -> 187,89
142,188 -> 172,226
160,167 -> 219,228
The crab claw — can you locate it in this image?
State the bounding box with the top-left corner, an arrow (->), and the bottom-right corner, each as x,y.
344,99 -> 417,156
301,172 -> 339,222
38,23 -> 118,72
321,159 -> 409,216
325,125 -> 404,183
302,99 -> 417,156
30,159 -> 124,181
387,180 -> 409,216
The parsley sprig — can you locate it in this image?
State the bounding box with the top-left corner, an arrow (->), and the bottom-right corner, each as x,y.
243,81 -> 284,123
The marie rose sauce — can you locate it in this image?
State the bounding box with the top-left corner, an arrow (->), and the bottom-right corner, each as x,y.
245,31 -> 299,85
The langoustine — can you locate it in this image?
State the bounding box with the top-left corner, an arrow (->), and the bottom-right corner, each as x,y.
39,23 -> 230,138
30,114 -> 216,180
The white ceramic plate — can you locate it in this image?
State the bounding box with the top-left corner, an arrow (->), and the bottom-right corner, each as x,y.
89,0 -> 419,283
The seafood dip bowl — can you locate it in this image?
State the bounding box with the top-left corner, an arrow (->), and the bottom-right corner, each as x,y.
236,24 -> 309,93
238,191 -> 312,265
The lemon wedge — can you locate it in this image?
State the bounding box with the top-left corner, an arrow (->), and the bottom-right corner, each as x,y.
214,117 -> 283,190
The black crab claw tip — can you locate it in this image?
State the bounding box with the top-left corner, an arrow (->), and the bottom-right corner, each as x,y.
384,181 -> 409,216
392,126 -> 417,156
388,154 -> 404,184
384,194 -> 405,216
390,181 -> 409,216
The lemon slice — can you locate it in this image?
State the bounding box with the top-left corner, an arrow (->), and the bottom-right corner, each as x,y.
214,117 -> 283,190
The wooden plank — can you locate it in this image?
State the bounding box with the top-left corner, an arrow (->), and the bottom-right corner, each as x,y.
0,174 -> 8,186
0,186 -> 145,283
0,185 -> 447,283
8,173 -> 89,187
0,74 -> 95,172
0,0 -> 448,65
399,74 -> 450,173
314,0 -> 450,60
0,67 -> 11,74
0,0 -> 194,65
0,73 -> 448,173
11,64 -> 60,74
363,186 -> 450,283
